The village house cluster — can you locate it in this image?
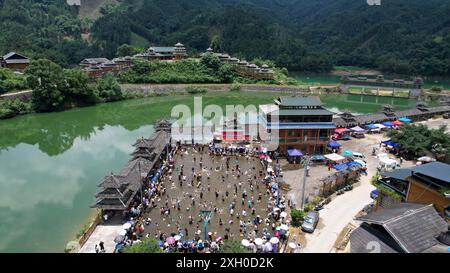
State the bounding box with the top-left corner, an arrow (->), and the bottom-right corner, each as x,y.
202,47 -> 275,81
79,42 -> 188,78
79,44 -> 275,80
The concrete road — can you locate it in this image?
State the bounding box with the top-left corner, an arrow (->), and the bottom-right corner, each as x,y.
297,132 -> 416,253
299,175 -> 375,253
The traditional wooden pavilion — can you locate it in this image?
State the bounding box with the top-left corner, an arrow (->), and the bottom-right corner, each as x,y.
92,120 -> 171,211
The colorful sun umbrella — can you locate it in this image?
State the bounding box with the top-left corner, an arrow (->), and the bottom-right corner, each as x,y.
119,229 -> 127,236
342,150 -> 353,157
270,237 -> 280,244
254,238 -> 264,246
166,237 -> 175,245
241,239 -> 250,247
263,242 -> 273,252
289,242 -> 297,249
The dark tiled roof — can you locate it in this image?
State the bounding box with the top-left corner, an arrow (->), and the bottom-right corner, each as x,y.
356,203 -> 429,224
356,203 -> 448,253
349,223 -> 403,253
152,47 -> 175,53
93,129 -> 170,210
277,96 -> 323,107
381,168 -> 413,181
2,52 -> 30,64
411,161 -> 450,184
277,109 -> 335,116
354,113 -> 388,124
394,109 -> 423,118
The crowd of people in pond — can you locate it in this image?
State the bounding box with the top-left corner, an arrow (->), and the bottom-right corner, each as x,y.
112,141 -> 291,253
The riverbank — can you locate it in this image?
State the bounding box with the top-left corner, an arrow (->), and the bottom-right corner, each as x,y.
0,92 -> 420,252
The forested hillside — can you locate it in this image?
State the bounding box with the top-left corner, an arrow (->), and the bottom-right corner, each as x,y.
0,0 -> 449,76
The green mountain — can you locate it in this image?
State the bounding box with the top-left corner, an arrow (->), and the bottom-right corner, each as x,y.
0,0 -> 449,76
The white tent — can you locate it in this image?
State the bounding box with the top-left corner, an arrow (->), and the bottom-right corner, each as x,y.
324,153 -> 346,163
374,123 -> 386,129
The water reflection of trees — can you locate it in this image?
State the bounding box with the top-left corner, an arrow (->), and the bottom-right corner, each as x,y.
0,97 -> 186,156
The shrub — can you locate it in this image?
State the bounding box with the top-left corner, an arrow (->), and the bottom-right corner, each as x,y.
0,68 -> 28,94
95,73 -> 124,102
290,209 -> 306,227
230,82 -> 241,92
430,86 -> 442,92
304,203 -> 314,213
217,240 -> 252,253
310,196 -> 323,206
186,86 -> 208,94
122,238 -> 163,253
0,99 -> 32,119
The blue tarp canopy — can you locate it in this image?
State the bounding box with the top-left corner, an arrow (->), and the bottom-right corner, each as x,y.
347,161 -> 362,167
333,163 -> 348,171
287,149 -> 303,157
398,117 -> 412,123
327,140 -> 341,148
366,124 -> 378,129
311,155 -> 326,161
382,121 -> 394,127
381,140 -> 399,148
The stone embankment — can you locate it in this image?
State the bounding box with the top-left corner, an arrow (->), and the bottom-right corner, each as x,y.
0,84 -> 339,102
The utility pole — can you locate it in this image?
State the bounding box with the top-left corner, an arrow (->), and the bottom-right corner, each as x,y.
301,156 -> 310,210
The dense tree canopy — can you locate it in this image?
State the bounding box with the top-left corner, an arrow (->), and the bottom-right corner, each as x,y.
26,59 -> 66,112
388,124 -> 450,161
0,68 -> 28,94
1,59 -> 126,117
1,0 -> 449,75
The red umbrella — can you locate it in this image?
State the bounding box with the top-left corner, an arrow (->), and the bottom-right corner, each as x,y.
392,120 -> 404,126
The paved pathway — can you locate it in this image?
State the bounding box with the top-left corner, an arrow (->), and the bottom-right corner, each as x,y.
299,175 -> 375,253
78,225 -> 122,253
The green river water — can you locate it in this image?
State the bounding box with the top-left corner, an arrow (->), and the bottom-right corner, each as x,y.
0,92 -> 416,252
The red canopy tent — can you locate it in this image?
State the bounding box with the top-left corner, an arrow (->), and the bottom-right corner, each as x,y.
335,128 -> 349,134
392,120 -> 404,126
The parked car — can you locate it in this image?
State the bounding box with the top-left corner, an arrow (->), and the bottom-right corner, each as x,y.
301,211 -> 319,233
332,134 -> 350,141
362,203 -> 375,214
352,152 -> 365,160
352,132 -> 365,139
370,189 -> 379,199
